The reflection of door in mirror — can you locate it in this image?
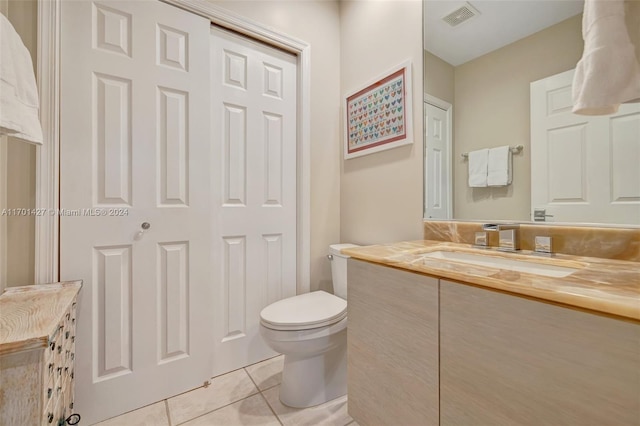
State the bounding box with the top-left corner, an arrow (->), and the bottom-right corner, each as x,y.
424,2 -> 585,223
531,69 -> 640,225
424,0 -> 640,226
424,95 -> 452,219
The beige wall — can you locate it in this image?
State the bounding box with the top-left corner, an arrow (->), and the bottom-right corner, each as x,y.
424,50 -> 454,105
212,1 -> 342,292
3,0 -> 424,293
451,15 -> 583,221
1,0 -> 38,289
627,0 -> 640,61
340,0 -> 424,245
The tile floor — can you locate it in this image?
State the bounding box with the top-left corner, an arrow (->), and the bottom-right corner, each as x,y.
93,355 -> 358,426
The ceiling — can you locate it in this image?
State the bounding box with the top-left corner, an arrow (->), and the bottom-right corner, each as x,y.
424,0 -> 584,66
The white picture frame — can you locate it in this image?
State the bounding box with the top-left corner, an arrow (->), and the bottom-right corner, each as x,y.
344,60 -> 413,159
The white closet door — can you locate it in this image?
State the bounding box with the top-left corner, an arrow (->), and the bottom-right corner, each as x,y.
60,1 -> 212,423
210,27 -> 298,376
425,101 -> 451,219
531,69 -> 640,225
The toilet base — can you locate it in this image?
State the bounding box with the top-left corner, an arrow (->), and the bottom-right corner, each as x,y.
279,329 -> 347,408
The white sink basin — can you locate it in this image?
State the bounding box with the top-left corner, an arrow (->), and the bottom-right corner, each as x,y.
421,250 -> 580,278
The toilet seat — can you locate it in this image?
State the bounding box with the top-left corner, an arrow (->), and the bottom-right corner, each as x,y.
260,290 -> 347,331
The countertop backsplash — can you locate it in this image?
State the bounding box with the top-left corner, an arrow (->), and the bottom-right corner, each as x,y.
424,220 -> 640,262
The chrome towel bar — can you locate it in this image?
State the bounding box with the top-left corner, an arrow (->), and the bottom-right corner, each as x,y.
461,144 -> 524,159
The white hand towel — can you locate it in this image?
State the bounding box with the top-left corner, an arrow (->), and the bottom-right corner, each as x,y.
572,0 -> 640,115
467,148 -> 488,188
0,13 -> 43,144
487,146 -> 512,187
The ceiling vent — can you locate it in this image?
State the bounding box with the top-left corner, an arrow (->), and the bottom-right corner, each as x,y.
442,2 -> 480,27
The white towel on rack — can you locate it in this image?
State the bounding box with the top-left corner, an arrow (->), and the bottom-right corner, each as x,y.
572,0 -> 640,115
0,13 -> 43,144
487,146 -> 512,187
467,149 -> 488,188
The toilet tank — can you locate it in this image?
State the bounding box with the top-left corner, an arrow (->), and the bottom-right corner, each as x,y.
329,243 -> 360,300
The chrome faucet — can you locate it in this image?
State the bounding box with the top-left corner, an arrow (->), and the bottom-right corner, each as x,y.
474,231 -> 489,248
482,223 -> 520,251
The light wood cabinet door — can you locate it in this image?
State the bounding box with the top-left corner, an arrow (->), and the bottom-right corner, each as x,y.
440,279 -> 640,426
347,260 -> 439,425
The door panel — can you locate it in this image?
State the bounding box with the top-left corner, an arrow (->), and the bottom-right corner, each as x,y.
60,1 -> 212,423
210,27 -> 298,376
531,69 -> 640,224
425,101 -> 451,219
158,241 -> 190,362
611,113 -> 640,202
94,245 -> 132,380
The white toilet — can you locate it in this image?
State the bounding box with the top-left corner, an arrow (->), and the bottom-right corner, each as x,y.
259,243 -> 359,408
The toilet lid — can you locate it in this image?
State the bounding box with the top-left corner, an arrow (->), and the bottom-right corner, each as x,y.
260,291 -> 347,331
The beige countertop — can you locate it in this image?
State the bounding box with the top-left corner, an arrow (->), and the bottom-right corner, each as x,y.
342,241 -> 640,322
0,281 -> 82,355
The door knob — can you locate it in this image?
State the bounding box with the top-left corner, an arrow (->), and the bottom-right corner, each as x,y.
135,222 -> 151,240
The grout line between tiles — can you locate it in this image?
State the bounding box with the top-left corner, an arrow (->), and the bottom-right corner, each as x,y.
244,364 -> 281,393
242,366 -> 262,397
245,365 -> 284,426
168,367 -> 263,425
244,366 -> 260,390
258,389 -> 284,426
243,354 -> 283,370
173,391 -> 261,426
260,382 -> 280,392
167,366 -> 249,403
168,360 -> 349,426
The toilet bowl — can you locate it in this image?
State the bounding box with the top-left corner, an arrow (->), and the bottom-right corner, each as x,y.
259,243 -> 358,408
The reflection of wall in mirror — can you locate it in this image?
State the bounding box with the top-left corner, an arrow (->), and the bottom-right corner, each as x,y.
424,50 -> 454,105
425,14 -> 584,222
0,0 -> 38,291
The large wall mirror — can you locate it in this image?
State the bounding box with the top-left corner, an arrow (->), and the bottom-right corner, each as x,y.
0,0 -> 38,292
423,0 -> 640,226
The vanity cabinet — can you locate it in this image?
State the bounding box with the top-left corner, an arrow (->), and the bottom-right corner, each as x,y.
347,259 -> 640,426
440,279 -> 640,426
347,259 -> 439,426
0,281 -> 82,426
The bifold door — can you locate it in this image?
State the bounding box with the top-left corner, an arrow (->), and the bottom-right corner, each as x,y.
60,1 -> 212,423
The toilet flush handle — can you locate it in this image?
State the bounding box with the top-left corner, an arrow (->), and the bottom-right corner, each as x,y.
327,254 -> 333,261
